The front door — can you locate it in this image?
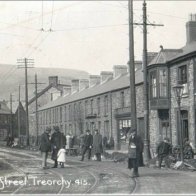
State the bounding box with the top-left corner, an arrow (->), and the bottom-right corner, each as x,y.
181,110 -> 189,141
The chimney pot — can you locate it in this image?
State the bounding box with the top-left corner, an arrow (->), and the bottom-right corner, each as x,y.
100,71 -> 113,83
71,79 -> 79,94
89,75 -> 101,87
113,65 -> 128,78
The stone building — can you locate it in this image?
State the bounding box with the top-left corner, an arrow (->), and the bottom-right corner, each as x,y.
38,63 -> 144,150
37,16 -> 196,152
0,100 -> 12,141
148,14 -> 196,152
28,76 -> 71,145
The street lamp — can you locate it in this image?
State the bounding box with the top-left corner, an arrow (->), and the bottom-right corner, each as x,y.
173,84 -> 184,162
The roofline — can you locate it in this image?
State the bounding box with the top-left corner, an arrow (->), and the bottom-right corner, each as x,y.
38,80 -> 143,112
168,50 -> 196,65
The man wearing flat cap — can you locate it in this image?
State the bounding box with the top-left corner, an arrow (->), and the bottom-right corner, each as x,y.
128,129 -> 144,177
51,126 -> 66,168
39,127 -> 51,169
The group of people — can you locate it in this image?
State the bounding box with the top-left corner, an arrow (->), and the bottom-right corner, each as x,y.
39,127 -> 103,169
39,126 -> 66,169
80,129 -> 103,161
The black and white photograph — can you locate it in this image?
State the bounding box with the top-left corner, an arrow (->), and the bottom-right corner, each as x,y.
0,0 -> 196,195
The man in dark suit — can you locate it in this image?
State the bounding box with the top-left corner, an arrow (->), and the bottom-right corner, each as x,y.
128,129 -> 144,177
40,127 -> 51,169
80,130 -> 93,161
51,126 -> 66,168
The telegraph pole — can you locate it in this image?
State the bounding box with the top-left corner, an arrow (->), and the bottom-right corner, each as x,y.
18,85 -> 21,144
17,58 -> 34,146
128,0 -> 137,132
128,0 -> 163,162
35,74 -> 38,146
29,74 -> 45,146
142,0 -> 151,162
142,0 -> 163,162
10,93 -> 13,137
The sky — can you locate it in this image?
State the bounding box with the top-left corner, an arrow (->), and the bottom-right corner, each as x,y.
0,1 -> 196,75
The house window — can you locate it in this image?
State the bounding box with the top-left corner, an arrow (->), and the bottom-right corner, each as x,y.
178,65 -> 188,95
74,103 -> 77,120
150,70 -> 157,98
104,120 -> 110,139
69,105 -> 71,121
60,107 -> 62,123
85,100 -> 88,116
64,106 -> 67,122
159,69 -> 167,97
120,91 -> 125,108
90,99 -> 93,115
97,98 -> 100,115
104,95 -> 109,115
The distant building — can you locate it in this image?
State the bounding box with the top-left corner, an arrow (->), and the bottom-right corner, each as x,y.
0,100 -> 12,141
28,76 -> 71,145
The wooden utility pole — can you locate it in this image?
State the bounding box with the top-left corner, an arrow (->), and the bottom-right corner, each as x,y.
142,0 -> 163,162
10,93 -> 13,137
127,0 -> 163,162
17,58 -> 34,146
18,85 -> 21,143
35,74 -> 39,146
142,0 -> 151,162
29,74 -> 45,146
128,0 -> 137,132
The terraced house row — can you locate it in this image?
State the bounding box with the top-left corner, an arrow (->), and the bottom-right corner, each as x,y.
36,15 -> 196,152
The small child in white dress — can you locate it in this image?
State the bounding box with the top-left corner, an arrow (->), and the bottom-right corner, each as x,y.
57,145 -> 66,168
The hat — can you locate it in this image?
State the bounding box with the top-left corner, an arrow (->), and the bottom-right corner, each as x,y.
53,126 -> 59,131
46,127 -> 51,132
86,130 -> 90,133
164,137 -> 170,142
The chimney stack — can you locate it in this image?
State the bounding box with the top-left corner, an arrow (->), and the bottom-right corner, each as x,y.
71,79 -> 79,94
186,13 -> 196,44
49,76 -> 58,87
79,79 -> 89,91
63,86 -> 71,96
100,71 -> 113,83
89,75 -> 101,87
113,65 -> 128,78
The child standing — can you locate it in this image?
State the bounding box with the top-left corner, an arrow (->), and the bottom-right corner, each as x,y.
57,146 -> 66,168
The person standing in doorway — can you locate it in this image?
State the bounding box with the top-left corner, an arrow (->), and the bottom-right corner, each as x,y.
51,126 -> 66,168
128,129 -> 144,177
93,129 -> 103,161
39,127 -> 51,169
80,130 -> 93,161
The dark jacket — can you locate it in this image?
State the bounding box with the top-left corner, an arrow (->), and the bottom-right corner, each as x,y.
83,134 -> 93,148
128,135 -> 144,169
51,131 -> 66,149
157,141 -> 172,157
93,134 -> 103,154
39,132 -> 51,152
51,131 -> 66,160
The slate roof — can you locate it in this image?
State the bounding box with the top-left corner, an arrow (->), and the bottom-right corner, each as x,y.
39,69 -> 143,111
148,49 -> 183,65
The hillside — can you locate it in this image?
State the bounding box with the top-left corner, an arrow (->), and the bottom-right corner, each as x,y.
0,64 -> 89,103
